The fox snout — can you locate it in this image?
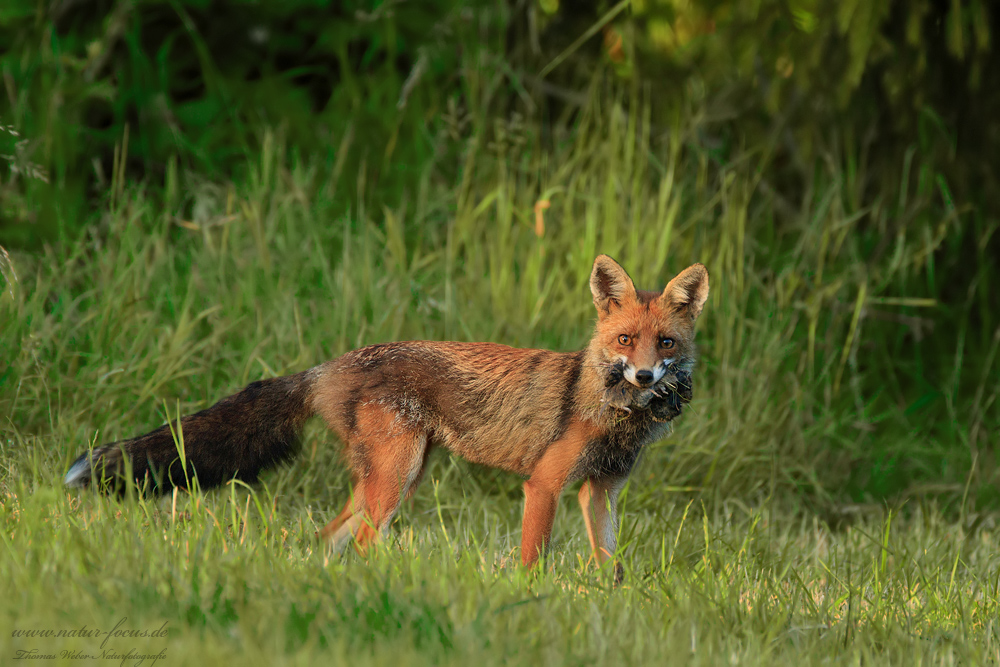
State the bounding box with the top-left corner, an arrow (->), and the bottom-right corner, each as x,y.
621,362 -> 669,388
634,369 -> 655,387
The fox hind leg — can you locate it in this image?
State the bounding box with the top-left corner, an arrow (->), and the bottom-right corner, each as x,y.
321,442 -> 428,553
402,442 -> 435,503
321,442 -> 434,552
321,403 -> 429,554
318,496 -> 358,547
351,430 -> 428,552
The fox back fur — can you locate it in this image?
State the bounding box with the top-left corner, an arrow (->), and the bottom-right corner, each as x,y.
66,255 -> 709,578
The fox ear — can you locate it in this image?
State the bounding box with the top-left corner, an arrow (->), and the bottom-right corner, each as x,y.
590,255 -> 637,318
660,263 -> 709,321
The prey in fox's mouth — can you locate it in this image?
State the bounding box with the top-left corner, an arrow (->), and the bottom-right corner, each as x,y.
600,360 -> 693,418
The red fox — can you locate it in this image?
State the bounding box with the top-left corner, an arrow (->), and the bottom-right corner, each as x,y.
66,255 -> 708,577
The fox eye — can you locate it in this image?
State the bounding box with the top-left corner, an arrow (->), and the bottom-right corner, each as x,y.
618,334 -> 632,346
660,337 -> 675,349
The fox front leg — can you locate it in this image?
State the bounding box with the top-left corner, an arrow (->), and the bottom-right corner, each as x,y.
578,476 -> 628,584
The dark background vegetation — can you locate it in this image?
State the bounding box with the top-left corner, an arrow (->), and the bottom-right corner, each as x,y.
1,0 -> 997,510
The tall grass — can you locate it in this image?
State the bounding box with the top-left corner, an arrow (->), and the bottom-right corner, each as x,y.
1,76 -> 998,663
2,79 -> 995,505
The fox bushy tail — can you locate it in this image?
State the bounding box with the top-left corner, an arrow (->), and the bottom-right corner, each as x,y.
65,370 -> 316,494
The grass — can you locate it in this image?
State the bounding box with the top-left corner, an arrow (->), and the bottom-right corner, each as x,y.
4,480 -> 1000,664
1,79 -> 998,663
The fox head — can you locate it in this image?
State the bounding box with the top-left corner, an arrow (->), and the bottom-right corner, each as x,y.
588,255 -> 709,393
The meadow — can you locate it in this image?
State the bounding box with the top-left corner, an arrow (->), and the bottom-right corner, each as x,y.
2,76 -> 999,663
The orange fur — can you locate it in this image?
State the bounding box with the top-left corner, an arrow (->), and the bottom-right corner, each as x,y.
68,256 -> 709,579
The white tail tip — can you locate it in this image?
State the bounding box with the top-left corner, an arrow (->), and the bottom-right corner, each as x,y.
64,457 -> 91,487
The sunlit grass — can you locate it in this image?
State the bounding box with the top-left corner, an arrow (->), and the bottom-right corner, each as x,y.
3,474 -> 999,665
1,82 -> 997,663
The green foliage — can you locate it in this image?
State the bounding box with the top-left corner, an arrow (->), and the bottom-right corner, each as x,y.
526,0 -> 999,310
1,72 -> 996,506
537,0 -> 994,136
1,5 -> 999,658
0,0 -> 492,245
